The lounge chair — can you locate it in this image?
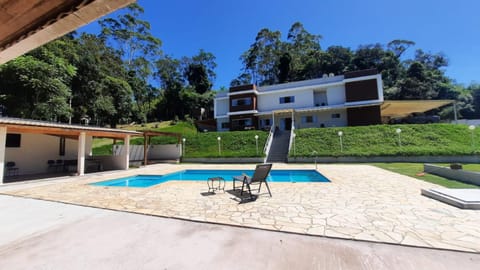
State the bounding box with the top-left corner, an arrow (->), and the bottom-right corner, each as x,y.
233,163 -> 272,199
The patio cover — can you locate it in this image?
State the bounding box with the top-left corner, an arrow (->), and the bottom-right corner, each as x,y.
0,117 -> 142,183
380,100 -> 454,118
0,0 -> 135,64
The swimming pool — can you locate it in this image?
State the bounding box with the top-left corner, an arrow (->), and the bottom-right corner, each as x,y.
91,169 -> 330,188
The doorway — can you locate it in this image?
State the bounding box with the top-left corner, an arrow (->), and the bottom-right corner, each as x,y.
281,118 -> 292,130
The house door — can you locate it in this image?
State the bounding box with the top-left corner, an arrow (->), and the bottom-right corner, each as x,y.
283,118 -> 292,130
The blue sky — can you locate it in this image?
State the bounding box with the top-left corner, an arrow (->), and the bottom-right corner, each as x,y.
79,0 -> 479,88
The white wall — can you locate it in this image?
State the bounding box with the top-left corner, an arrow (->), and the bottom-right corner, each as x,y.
5,133 -> 83,175
214,99 -> 229,117
216,118 -> 229,131
326,85 -> 346,106
313,92 -> 328,106
258,89 -> 313,111
148,144 -> 181,160
114,144 -> 181,161
94,155 -> 125,171
454,120 -> 480,125
295,109 -> 347,129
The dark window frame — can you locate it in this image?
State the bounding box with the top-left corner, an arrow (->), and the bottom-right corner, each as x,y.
231,97 -> 252,106
279,96 -> 295,104
6,134 -> 21,148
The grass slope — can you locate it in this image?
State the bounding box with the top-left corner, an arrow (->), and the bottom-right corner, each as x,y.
182,130 -> 268,158
293,124 -> 480,157
93,121 -> 267,157
373,163 -> 479,188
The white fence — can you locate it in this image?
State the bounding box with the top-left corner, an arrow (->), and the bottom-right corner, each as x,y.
453,119 -> 480,126
113,144 -> 181,161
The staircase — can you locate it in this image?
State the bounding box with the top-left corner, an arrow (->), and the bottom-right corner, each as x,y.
266,130 -> 291,163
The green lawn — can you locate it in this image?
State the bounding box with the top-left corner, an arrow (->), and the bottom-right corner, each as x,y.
183,130 -> 268,158
92,121 -> 268,158
372,163 -> 479,188
293,124 -> 480,157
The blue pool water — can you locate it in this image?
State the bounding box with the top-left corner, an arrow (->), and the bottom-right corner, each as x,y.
91,169 -> 330,188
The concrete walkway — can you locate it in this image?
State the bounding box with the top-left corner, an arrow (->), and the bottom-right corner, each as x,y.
1,164 -> 480,253
1,195 -> 479,270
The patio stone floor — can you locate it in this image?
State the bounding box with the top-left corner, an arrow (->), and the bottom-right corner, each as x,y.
1,164 -> 479,253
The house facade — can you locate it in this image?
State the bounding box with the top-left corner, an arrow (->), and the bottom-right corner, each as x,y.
214,69 -> 384,131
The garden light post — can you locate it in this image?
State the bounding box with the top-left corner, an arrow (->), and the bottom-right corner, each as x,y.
469,125 -> 475,150
312,150 -> 318,170
255,135 -> 259,156
182,138 -> 186,156
217,136 -> 222,156
396,128 -> 402,147
338,131 -> 343,152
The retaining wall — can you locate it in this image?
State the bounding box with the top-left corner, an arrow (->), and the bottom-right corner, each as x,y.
288,155 -> 480,163
182,157 -> 264,163
424,163 -> 480,186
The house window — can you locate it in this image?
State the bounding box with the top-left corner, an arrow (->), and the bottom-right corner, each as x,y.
6,134 -> 21,148
232,118 -> 253,129
331,113 -> 341,119
264,119 -> 271,126
221,122 -> 230,129
301,116 -> 316,123
279,96 -> 295,104
231,97 -> 252,106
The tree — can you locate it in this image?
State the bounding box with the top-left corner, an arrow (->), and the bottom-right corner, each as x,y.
0,38 -> 76,121
99,2 -> 162,122
240,28 -> 282,85
98,76 -> 133,128
320,46 -> 353,75
155,56 -> 184,119
71,33 -> 128,126
183,50 -> 216,94
278,52 -> 292,83
285,22 -> 322,81
387,39 -> 415,58
99,3 -> 162,73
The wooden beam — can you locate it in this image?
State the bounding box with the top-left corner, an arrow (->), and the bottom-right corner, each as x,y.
1,124 -> 138,139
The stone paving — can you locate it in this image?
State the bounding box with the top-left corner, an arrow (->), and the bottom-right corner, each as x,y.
1,164 -> 479,253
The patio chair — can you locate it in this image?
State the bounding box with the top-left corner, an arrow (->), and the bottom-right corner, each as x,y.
5,161 -> 19,176
233,163 -> 272,199
47,160 -> 56,172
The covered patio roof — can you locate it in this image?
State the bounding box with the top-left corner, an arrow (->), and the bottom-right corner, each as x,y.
381,100 -> 454,118
0,117 -> 141,139
0,0 -> 135,64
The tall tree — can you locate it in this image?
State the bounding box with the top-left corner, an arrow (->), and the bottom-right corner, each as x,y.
285,22 -> 322,81
387,39 -> 415,58
99,3 -> 162,73
99,3 -> 162,123
183,50 -> 217,94
241,28 -> 282,85
155,56 -> 184,119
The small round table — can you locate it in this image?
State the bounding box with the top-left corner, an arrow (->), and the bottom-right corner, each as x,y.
207,177 -> 225,193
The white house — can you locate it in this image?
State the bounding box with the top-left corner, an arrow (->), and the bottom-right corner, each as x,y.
214,69 -> 384,131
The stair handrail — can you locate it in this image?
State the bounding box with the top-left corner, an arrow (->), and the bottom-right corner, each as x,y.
263,125 -> 275,161
288,125 -> 296,157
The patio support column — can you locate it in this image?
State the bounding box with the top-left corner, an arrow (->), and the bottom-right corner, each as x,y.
272,112 -> 275,131
291,110 -> 295,129
0,126 -> 6,184
122,135 -> 130,170
77,132 -> 86,176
